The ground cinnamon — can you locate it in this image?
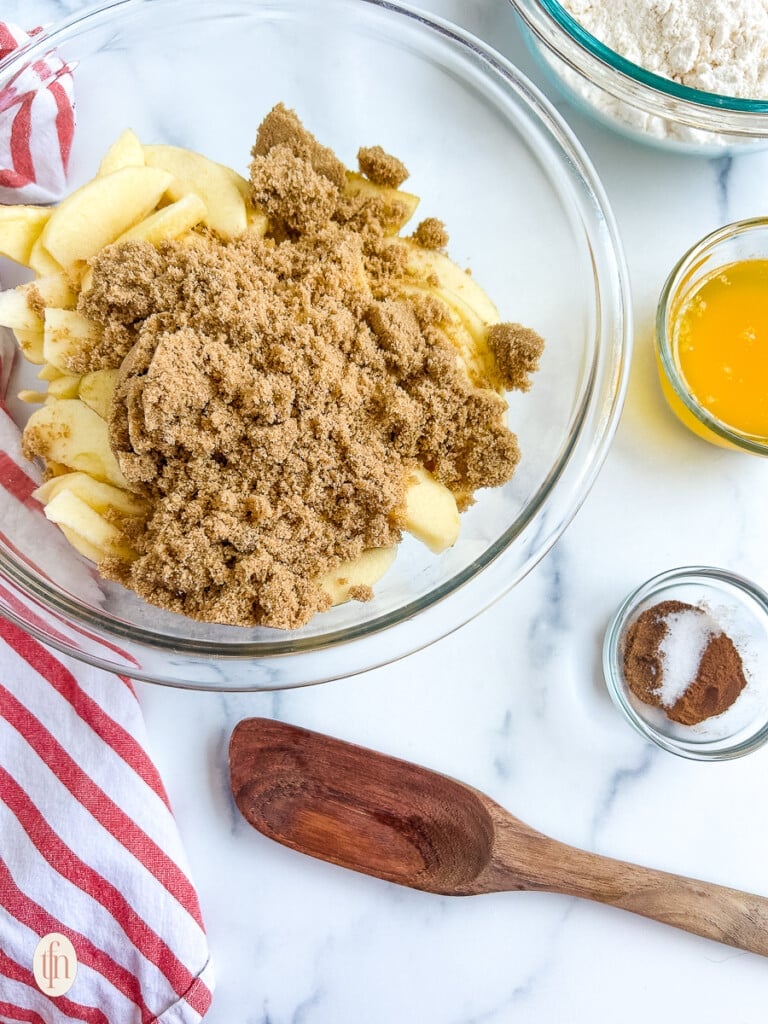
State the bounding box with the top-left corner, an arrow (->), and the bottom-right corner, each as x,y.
622,600 -> 747,726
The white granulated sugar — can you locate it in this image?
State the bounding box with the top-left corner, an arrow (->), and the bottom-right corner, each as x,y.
563,0 -> 768,98
657,606 -> 720,707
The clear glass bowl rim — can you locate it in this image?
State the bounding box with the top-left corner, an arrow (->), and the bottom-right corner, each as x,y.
511,0 -> 768,128
0,0 -> 630,682
656,216 -> 768,456
603,566 -> 768,761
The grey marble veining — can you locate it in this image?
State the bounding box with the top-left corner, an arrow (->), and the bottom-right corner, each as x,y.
5,1 -> 768,1022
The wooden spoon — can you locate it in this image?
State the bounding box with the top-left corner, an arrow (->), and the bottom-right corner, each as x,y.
230,718 -> 768,956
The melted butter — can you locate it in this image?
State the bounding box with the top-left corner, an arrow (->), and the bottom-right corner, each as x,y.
675,259 -> 768,439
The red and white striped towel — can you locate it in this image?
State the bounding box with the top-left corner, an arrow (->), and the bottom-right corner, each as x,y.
0,340 -> 214,1022
0,23 -> 75,204
0,23 -> 214,1017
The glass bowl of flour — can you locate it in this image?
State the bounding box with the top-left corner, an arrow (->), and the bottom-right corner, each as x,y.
510,0 -> 768,153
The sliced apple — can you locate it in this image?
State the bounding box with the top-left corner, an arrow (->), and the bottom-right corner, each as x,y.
396,280 -> 496,389
0,205 -> 51,266
143,143 -> 247,239
80,266 -> 94,295
14,326 -> 45,364
43,309 -> 103,372
0,288 -> 42,332
34,471 -> 147,517
42,489 -> 136,562
37,363 -> 63,382
40,165 -> 173,265
403,466 -> 460,554
27,236 -> 64,277
0,273 -> 78,334
115,193 -> 207,246
343,172 -> 419,235
394,239 -> 501,325
44,460 -> 72,478
46,374 -> 82,399
58,523 -> 109,565
318,547 -> 397,606
34,273 -> 78,310
23,399 -> 128,488
98,128 -> 145,176
78,368 -> 119,420
18,390 -> 47,404
246,205 -> 269,236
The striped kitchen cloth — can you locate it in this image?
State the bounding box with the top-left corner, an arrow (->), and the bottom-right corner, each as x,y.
0,22 -> 214,1007
0,22 -> 75,204
0,335 -> 214,1022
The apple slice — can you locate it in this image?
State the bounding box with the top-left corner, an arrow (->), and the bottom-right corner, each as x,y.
396,280 -> 496,389
27,236 -> 64,277
37,363 -> 63,382
0,273 -> 78,334
33,273 -> 78,311
0,289 -> 40,332
18,390 -> 47,404
23,399 -> 128,488
395,239 -> 501,325
40,165 -> 173,265
46,374 -> 82,399
78,368 -> 119,420
143,143 -> 247,239
318,547 -> 397,606
115,193 -> 207,245
14,326 -> 45,364
42,489 -> 136,562
0,205 -> 51,266
98,128 -> 145,176
58,523 -> 109,565
43,308 -> 103,372
34,471 -> 147,517
343,172 -> 419,235
246,205 -> 269,236
403,466 -> 460,553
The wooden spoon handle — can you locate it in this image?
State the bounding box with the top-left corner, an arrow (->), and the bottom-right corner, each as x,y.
494,828 -> 768,956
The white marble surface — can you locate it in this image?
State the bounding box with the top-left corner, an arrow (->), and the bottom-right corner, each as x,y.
9,0 -> 768,1021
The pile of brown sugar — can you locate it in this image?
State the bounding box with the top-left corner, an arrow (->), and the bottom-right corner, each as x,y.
79,104 -> 544,629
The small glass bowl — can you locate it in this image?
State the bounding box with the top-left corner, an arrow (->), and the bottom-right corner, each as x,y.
510,0 -> 768,154
603,567 -> 768,761
656,218 -> 768,456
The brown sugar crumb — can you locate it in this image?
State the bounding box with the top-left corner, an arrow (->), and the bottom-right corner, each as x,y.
349,585 -> 374,602
358,145 -> 409,188
26,284 -> 47,319
412,218 -> 449,250
76,106 -> 542,630
250,144 -> 338,235
487,323 -> 545,392
252,102 -> 346,189
22,420 -> 70,462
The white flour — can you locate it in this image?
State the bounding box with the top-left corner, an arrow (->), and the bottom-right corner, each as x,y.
563,0 -> 768,98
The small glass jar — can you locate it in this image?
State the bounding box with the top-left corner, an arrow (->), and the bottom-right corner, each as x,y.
656,218 -> 768,456
604,567 -> 768,760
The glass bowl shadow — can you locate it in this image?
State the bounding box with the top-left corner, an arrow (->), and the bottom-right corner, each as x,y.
0,0 -> 629,690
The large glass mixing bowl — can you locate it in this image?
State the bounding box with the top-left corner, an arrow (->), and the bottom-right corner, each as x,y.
0,0 -> 630,689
